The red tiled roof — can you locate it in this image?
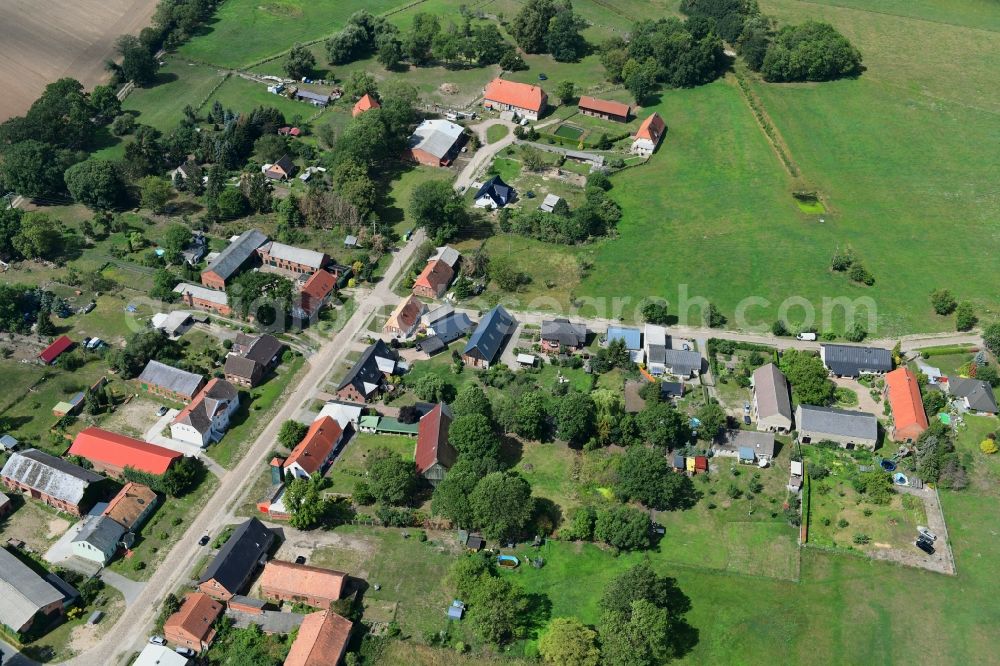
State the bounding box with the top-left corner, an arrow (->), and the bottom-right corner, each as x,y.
284,610 -> 352,666
385,295 -> 424,333
413,260 -> 454,293
39,335 -> 73,364
885,368 -> 929,439
284,417 -> 342,476
352,94 -> 380,117
415,404 -> 456,474
484,78 -> 546,113
300,270 -> 337,314
259,560 -> 346,600
69,427 -> 181,475
164,592 -> 223,643
578,96 -> 630,117
635,113 -> 665,142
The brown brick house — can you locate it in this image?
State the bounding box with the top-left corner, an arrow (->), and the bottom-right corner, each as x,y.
257,560 -> 347,609
163,592 -> 223,652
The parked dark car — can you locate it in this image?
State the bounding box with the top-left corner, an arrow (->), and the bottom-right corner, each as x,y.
743,415 -> 752,426
915,538 -> 935,555
198,535 -> 210,546
295,555 -> 307,565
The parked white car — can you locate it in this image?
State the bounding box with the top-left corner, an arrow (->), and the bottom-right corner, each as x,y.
917,526 -> 937,542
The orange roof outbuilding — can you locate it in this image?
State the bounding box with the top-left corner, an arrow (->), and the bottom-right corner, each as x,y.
483,78 -> 547,114
283,417 -> 343,476
885,368 -> 929,441
258,560 -> 347,604
69,427 -> 181,475
578,96 -> 630,118
163,592 -> 224,650
284,610 -> 352,666
352,94 -> 380,117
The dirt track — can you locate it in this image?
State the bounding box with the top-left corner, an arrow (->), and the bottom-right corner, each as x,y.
0,0 -> 159,121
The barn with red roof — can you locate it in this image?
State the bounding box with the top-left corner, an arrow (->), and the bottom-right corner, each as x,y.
38,336 -> 73,365
483,78 -> 548,120
885,368 -> 929,442
69,427 -> 182,477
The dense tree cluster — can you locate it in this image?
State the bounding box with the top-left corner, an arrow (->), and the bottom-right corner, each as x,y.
499,173 -> 621,244
107,328 -> 181,378
915,422 -> 967,489
510,0 -> 587,62
680,0 -> 862,82
779,348 -> 835,406
450,555 -> 534,645
600,18 -> 726,103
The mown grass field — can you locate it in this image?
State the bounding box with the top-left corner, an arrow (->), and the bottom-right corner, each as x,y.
122,61 -> 226,132
176,0 -> 406,68
326,432 -> 416,495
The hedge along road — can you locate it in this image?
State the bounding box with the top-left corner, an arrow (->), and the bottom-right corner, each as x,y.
65,229 -> 428,666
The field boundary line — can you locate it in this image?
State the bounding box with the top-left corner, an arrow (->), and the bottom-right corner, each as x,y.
731,70 -> 800,178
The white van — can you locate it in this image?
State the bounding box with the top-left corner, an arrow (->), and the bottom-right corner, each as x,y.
796,332 -> 817,341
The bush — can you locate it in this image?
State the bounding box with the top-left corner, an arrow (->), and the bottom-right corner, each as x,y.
837,518 -> 849,528
848,262 -> 874,286
955,301 -> 977,331
980,439 -> 999,455
930,289 -> 957,315
852,533 -> 871,545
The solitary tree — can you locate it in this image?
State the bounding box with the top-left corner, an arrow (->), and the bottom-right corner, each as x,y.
538,617 -> 600,666
469,471 -> 534,541
284,43 -> 316,79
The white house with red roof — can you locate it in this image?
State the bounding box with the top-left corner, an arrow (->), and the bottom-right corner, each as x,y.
631,112 -> 666,156
414,403 -> 456,486
170,378 -> 240,447
283,417 -> 344,479
483,78 -> 548,120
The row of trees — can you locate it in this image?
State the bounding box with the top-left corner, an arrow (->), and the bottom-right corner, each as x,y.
326,10 -> 524,71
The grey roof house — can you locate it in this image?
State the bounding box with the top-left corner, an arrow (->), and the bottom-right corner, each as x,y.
463,305 -> 516,369
474,176 -> 513,208
72,515 -> 126,565
946,376 -> 998,414
795,405 -> 879,449
137,360 -> 206,401
659,349 -> 702,378
0,546 -> 67,633
541,319 -> 587,350
429,312 -> 475,344
200,229 -> 268,289
752,363 -> 793,432
820,344 -> 892,377
714,430 -> 776,462
336,340 -> 399,402
1,449 -> 105,516
198,518 -> 275,600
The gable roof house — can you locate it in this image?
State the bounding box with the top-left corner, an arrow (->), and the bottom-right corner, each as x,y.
200,229 -> 268,290
38,335 -> 74,365
335,340 -> 399,402
1,449 -> 105,516
752,363 -> 793,433
69,427 -> 182,477
631,113 -> 666,156
884,368 -> 929,442
578,96 -> 630,122
315,401 -> 364,429
820,344 -> 893,378
415,403 -> 456,486
0,546 -> 66,633
643,324 -> 668,375
795,405 -> 879,450
463,305 -> 516,369
294,89 -> 330,106
297,269 -> 338,319
171,378 -> 241,447
352,93 -> 379,117
264,154 -> 296,181
541,319 -> 587,352
382,295 -> 426,339
257,241 -> 328,275
224,333 -> 285,388
164,592 -> 224,652
408,119 -> 466,167
413,260 -> 455,299
102,482 -> 158,531
483,78 -> 548,120
474,175 -> 513,209
283,416 -> 344,480
427,312 -> 474,344
136,360 -> 206,402
258,560 -> 347,609
284,610 -> 353,666
945,376 -> 998,414
174,282 -> 232,316
71,514 -> 126,565
198,518 -> 275,600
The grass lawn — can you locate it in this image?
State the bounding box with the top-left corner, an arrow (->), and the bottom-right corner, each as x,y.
176,0 -> 407,68
309,526 -> 464,639
121,60 -> 227,133
326,432 -> 416,495
485,124 -> 509,144
378,164 -> 454,237
108,473 -> 219,580
206,75 -> 318,123
207,355 -> 305,467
